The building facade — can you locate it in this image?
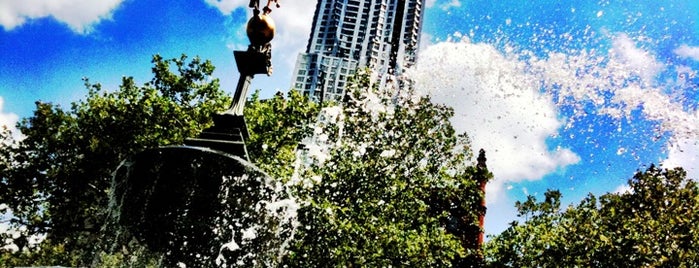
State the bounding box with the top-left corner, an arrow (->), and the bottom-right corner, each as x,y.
290,0 -> 425,102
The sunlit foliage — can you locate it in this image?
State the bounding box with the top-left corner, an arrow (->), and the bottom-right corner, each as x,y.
244,90 -> 321,181
282,69 -> 491,267
0,54 -> 230,266
485,165 -> 699,267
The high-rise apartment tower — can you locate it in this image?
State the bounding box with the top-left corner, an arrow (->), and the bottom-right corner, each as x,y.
290,0 -> 425,102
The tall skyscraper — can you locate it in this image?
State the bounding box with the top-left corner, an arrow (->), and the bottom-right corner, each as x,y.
290,0 -> 425,102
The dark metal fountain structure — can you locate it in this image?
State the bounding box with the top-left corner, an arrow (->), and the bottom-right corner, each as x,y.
185,4 -> 278,159
102,3 -> 288,267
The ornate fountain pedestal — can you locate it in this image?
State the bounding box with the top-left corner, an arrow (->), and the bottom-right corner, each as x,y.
183,12 -> 275,160
184,113 -> 250,159
100,6 -> 287,267
183,49 -> 271,160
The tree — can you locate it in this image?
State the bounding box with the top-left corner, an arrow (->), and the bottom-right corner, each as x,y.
485,165 -> 699,267
282,69 -> 491,267
0,58 -> 491,266
0,54 -> 231,266
95,89 -> 321,267
244,90 -> 321,181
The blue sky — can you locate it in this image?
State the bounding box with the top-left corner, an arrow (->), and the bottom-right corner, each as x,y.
1,0 -> 698,236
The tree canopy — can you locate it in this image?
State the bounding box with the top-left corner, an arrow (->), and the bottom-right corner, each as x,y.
0,54 -> 490,267
244,90 -> 321,181
281,69 -> 490,267
0,54 -> 231,266
485,165 -> 699,267
5,51 -> 698,268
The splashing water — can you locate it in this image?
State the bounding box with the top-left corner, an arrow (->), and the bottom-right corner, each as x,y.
409,34 -> 698,180
409,1 -> 699,234
98,146 -> 298,267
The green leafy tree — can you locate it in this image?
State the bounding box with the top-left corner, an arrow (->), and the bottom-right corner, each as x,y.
282,69 -> 491,267
485,165 -> 699,267
244,90 -> 321,181
0,54 -> 231,266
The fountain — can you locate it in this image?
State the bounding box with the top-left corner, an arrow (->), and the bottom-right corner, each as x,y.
96,2 -> 297,267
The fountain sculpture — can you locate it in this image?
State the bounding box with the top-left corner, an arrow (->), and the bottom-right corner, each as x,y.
98,3 -> 295,267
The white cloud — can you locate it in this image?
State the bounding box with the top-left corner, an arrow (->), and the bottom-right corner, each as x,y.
674,44 -> 699,61
408,39 -> 580,206
419,32 -> 435,52
532,33 -> 699,139
204,0 -> 315,89
0,0 -> 125,33
609,33 -> 664,84
409,32 -> 699,209
0,96 -> 21,141
663,139 -> 699,181
268,2 -> 315,69
204,0 -> 249,14
438,0 -> 461,10
613,184 -> 632,194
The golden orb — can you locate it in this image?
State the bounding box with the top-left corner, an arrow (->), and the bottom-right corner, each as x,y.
246,14 -> 276,46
